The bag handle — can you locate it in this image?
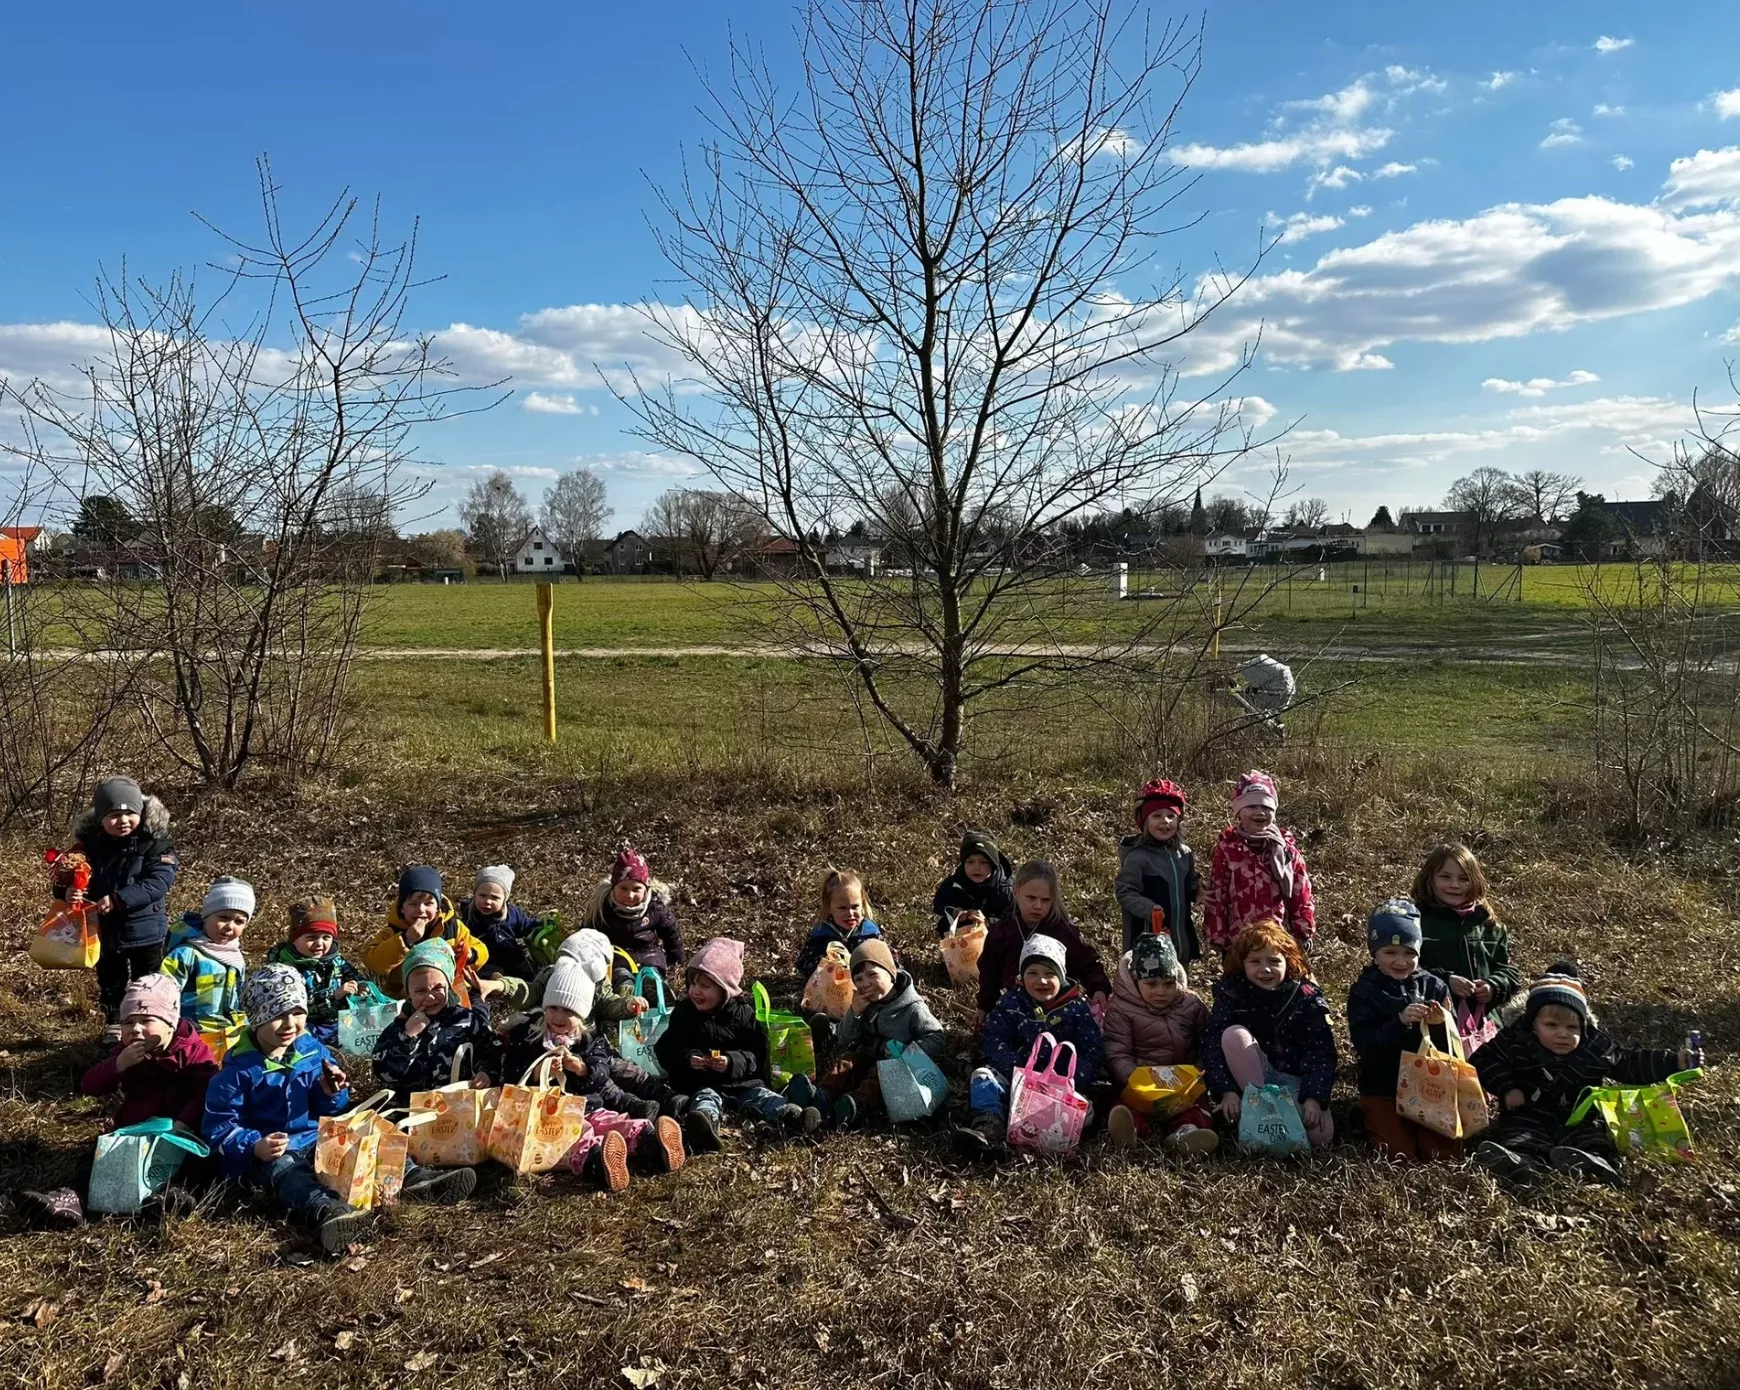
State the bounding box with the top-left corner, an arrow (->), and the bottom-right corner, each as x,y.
155,1127 -> 212,1160
633,965 -> 669,1014
516,1052 -> 564,1089
1047,1040 -> 1079,1083
1421,1002 -> 1465,1064
111,1116 -> 177,1138
753,980 -> 771,1026
1022,1031 -> 1060,1071
449,1042 -> 473,1086
343,1088 -> 396,1120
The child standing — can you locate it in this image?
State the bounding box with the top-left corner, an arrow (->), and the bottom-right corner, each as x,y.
265,897 -> 368,1043
1346,899 -> 1460,1163
931,829 -> 1015,938
786,939 -> 946,1130
1201,771 -> 1315,954
370,938 -> 500,1105
1103,934 -> 1217,1154
458,864 -> 547,987
160,877 -> 255,1036
653,937 -> 823,1151
1412,844 -> 1522,1040
362,866 -> 492,1001
54,777 -> 178,1021
957,934 -> 1105,1154
1114,778 -> 1200,960
795,869 -> 884,979
1474,963 -> 1699,1185
974,862 -> 1111,1026
1201,919 -> 1336,1149
583,847 -> 686,983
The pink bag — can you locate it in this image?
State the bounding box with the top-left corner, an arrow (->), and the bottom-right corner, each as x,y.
1456,1001 -> 1498,1055
1006,1032 -> 1090,1159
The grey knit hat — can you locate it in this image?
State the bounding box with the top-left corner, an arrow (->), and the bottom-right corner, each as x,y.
93,777 -> 144,818
201,876 -> 257,922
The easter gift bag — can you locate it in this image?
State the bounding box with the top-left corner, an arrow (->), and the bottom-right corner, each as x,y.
407,1044 -> 498,1168
487,1055 -> 589,1175
1396,1014 -> 1489,1141
1237,1083 -> 1309,1157
753,981 -> 817,1089
1119,1064 -> 1207,1119
877,1040 -> 949,1122
31,903 -> 100,971
801,942 -> 855,1022
1006,1033 -> 1091,1159
1567,1069 -> 1702,1164
336,983 -> 401,1057
616,967 -> 673,1079
87,1119 -> 210,1216
938,912 -> 988,988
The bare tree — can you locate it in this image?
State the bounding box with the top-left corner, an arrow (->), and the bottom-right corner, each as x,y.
1516,468 -> 1582,525
1444,466 -> 1529,557
1283,496 -> 1329,530
623,0 -> 1264,786
3,161 -> 492,789
461,470 -> 534,578
644,487 -> 765,579
540,468 -> 611,575
1205,495 -> 1258,533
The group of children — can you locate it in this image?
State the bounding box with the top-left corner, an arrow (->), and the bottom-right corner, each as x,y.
16,770 -> 1707,1252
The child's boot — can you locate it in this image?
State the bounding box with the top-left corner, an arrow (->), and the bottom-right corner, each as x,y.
1549,1145 -> 1622,1187
830,1095 -> 858,1132
784,1073 -> 817,1108
778,1103 -> 824,1136
685,1105 -> 722,1154
316,1201 -> 377,1256
400,1167 -> 477,1206
1107,1105 -> 1138,1150
586,1131 -> 631,1193
1476,1140 -> 1536,1183
17,1187 -> 84,1230
953,1111 -> 1006,1156
641,1116 -> 686,1174
1166,1123 -> 1219,1156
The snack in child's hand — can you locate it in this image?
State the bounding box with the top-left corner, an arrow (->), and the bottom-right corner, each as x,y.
709,1051 -> 723,1060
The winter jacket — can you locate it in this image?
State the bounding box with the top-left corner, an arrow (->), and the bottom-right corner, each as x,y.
58,797 -> 177,949
1114,833 -> 1200,960
370,1001 -> 501,1106
653,994 -> 769,1098
361,895 -> 491,999
201,1031 -> 348,1177
834,971 -> 947,1066
457,899 -> 546,984
1345,965 -> 1453,1098
796,916 -> 885,982
1201,825 -> 1316,951
1200,974 -> 1337,1106
981,982 -> 1105,1088
500,1016 -> 618,1101
931,847 -> 1016,938
1101,957 -> 1210,1086
1473,1020 -> 1680,1127
81,1019 -> 218,1130
975,914 -> 1112,1016
584,880 -> 686,975
159,915 -> 247,1030
1417,900 -> 1523,1010
264,941 -> 367,1027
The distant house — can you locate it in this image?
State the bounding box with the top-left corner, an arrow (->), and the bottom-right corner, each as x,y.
829,536 -> 883,575
0,526 -> 41,585
602,529 -> 655,575
1406,510 -> 1469,538
1205,530 -> 1252,560
1599,500 -> 1672,556
513,526 -> 568,575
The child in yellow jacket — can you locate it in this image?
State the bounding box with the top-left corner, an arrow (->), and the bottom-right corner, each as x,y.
362,866 -> 492,1002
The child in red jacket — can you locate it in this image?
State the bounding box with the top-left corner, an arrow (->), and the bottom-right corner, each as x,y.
1201,770 -> 1315,954
19,975 -> 218,1227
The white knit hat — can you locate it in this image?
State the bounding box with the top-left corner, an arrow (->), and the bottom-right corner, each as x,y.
476,864 -> 515,899
543,957 -> 596,1020
202,876 -> 257,921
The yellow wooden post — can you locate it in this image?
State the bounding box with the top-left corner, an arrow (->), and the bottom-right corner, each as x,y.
536,582 -> 557,743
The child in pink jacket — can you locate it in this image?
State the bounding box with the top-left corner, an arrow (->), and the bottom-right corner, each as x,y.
1200,770 -> 1315,953
1103,934 -> 1216,1154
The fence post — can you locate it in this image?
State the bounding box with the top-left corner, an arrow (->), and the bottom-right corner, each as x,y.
536,581 -> 557,744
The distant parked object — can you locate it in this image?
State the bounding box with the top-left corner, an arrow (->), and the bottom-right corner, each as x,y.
0,526 -> 41,584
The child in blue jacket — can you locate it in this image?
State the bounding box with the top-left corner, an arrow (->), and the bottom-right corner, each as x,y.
795,869 -> 884,979
957,934 -> 1104,1154
458,863 -> 547,988
160,877 -> 255,1035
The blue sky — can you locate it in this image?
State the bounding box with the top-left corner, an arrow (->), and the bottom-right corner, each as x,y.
5,2 -> 1740,531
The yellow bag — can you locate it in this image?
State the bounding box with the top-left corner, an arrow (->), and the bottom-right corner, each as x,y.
1396,1012 -> 1489,1141
1119,1064 -> 1206,1119
486,1056 -> 587,1175
801,943 -> 855,1021
407,1045 -> 498,1169
317,1091 -> 436,1209
939,913 -> 988,988
198,1020 -> 244,1066
30,904 -> 100,971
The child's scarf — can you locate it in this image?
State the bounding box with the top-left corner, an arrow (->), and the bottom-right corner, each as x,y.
190,933 -> 248,974
1238,826 -> 1295,899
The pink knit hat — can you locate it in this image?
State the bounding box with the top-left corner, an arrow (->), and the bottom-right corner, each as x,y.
119,974 -> 181,1028
687,937 -> 746,999
1232,770 -> 1279,812
612,846 -> 651,887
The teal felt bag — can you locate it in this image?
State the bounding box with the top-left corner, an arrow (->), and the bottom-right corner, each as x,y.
337,984 -> 400,1056
87,1118 -> 210,1215
1237,1083 -> 1309,1157
877,1040 -> 949,1122
616,967 -> 673,1079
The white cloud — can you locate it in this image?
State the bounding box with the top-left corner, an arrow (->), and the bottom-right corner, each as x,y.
1174,126 -> 1391,174
428,302 -> 703,395
459,464 -> 561,481
1482,370 -> 1601,397
1270,211 -> 1345,244
1485,71 -> 1519,91
0,320 -> 113,392
1541,118 -> 1584,149
1660,147 -> 1740,207
1306,165 -> 1365,196
1063,125 -> 1144,161
1348,205 -> 1373,217
1612,154 -> 1634,171
1716,89 -> 1740,119
1372,162 -> 1418,179
583,451 -> 702,479
520,391 -> 591,415
1594,36 -> 1635,54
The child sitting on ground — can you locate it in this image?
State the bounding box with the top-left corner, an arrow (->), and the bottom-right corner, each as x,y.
362,865 -> 493,1002
974,861 -> 1111,1027
53,777 -> 178,1022
1201,771 -> 1315,954
1346,899 -> 1460,1163
931,829 -> 1015,939
500,953 -> 684,1191
796,869 -> 885,980
370,938 -> 500,1106
1114,779 -> 1200,961
265,897 -> 368,1043
785,939 -> 946,1130
1103,933 -> 1216,1154
161,877 -> 255,1038
458,864 -> 548,990
583,847 -> 686,986
1474,963 -> 1700,1186
654,937 -> 823,1152
957,934 -> 1105,1155
17,975 -> 219,1228
1201,919 -> 1336,1149
1412,843 -> 1522,1043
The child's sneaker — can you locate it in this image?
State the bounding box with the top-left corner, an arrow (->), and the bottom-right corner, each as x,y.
830,1096 -> 858,1132
647,1116 -> 686,1173
664,1093 -> 691,1122
17,1187 -> 84,1230
1476,1140 -> 1535,1183
784,1074 -> 817,1108
1167,1124 -> 1219,1155
778,1103 -> 823,1136
1549,1145 -> 1622,1187
1107,1105 -> 1138,1150
953,1112 -> 1006,1156
401,1167 -> 477,1205
685,1106 -> 722,1154
317,1203 -> 377,1256
595,1131 -> 631,1192
622,1096 -> 661,1122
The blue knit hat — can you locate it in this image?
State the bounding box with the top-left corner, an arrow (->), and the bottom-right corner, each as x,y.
1367,898 -> 1423,954
398,864 -> 443,908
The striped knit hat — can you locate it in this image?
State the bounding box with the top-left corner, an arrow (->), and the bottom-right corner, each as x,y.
1524,961 -> 1588,1023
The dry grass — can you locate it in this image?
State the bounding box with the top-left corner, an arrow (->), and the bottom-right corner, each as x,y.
4,743 -> 1740,1389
